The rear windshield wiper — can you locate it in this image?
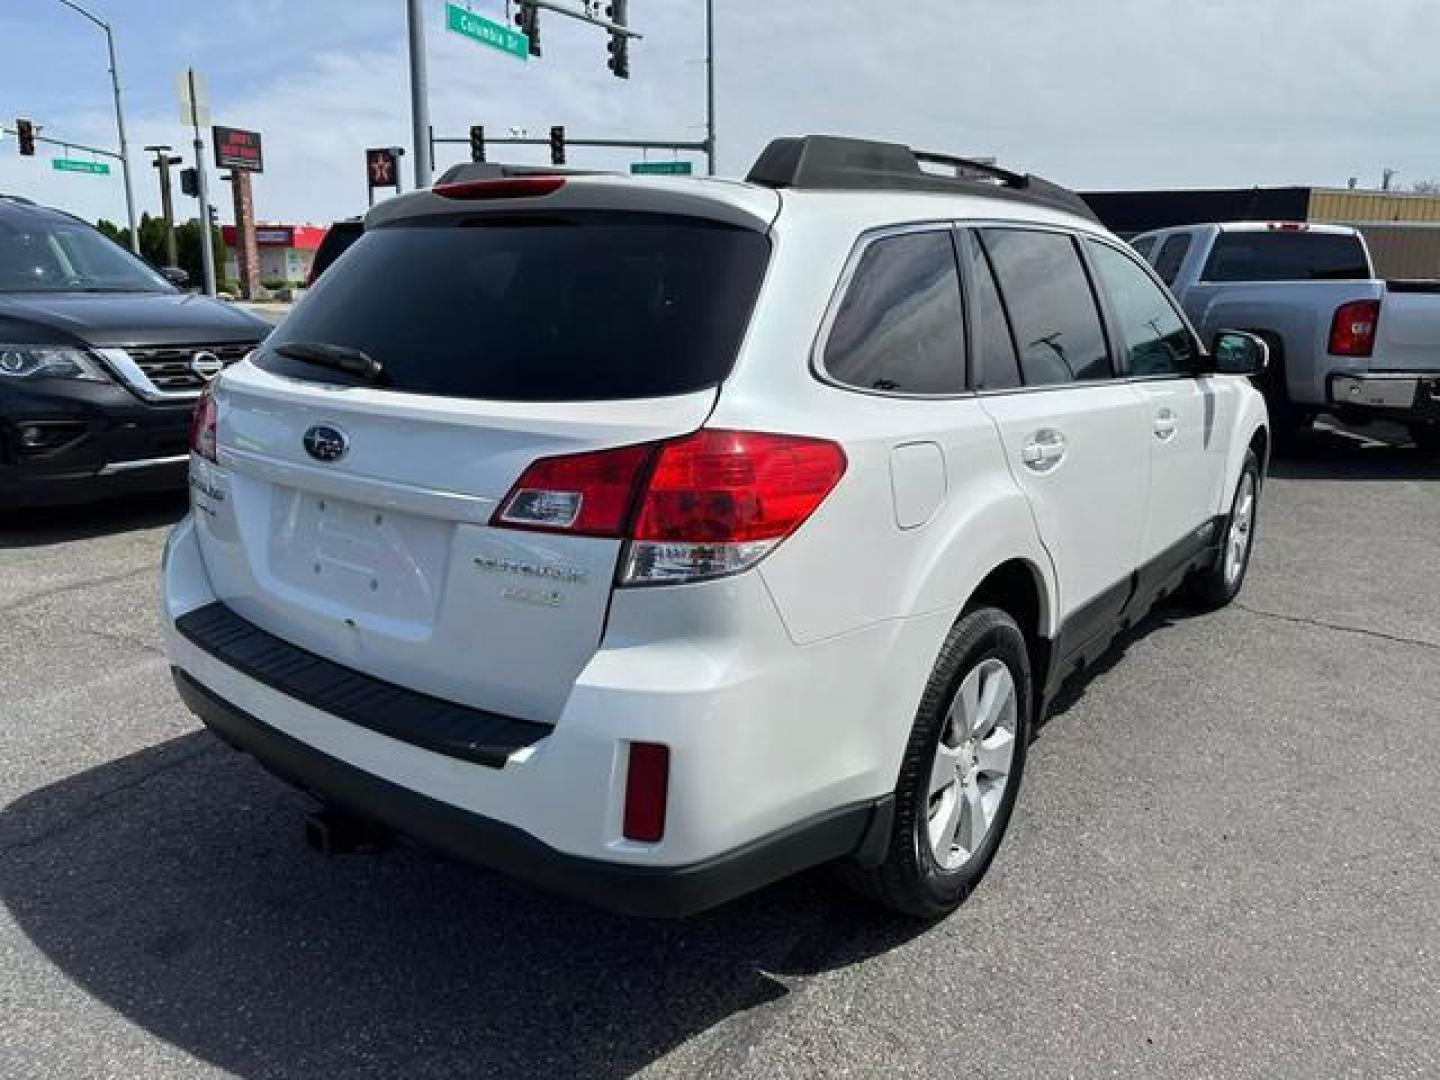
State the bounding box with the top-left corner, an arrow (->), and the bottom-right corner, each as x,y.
273,341 -> 387,383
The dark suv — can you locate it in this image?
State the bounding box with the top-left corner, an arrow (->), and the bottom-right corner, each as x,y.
0,196 -> 270,508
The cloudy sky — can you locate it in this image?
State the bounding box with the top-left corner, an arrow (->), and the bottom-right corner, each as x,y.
3,0 -> 1439,231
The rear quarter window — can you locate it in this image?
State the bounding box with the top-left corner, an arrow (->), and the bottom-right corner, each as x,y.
258,211 -> 770,402
1202,232 -> 1370,282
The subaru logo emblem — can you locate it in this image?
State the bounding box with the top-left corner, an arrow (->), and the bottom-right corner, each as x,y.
188,350 -> 224,382
303,424 -> 348,463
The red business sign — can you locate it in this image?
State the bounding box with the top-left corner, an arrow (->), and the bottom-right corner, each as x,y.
366,147 -> 400,189
213,126 -> 263,172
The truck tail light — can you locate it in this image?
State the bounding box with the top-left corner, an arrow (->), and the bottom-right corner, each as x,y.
492,430 -> 847,585
189,386 -> 218,463
622,742 -> 669,842
1329,299 -> 1380,358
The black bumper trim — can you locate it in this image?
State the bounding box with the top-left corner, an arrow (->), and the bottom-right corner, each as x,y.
175,601 -> 549,768
173,668 -> 888,917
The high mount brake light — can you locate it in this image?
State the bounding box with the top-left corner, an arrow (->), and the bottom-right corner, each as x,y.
491,430 -> 847,585
189,386 -> 218,463
432,177 -> 566,200
1329,299 -> 1380,358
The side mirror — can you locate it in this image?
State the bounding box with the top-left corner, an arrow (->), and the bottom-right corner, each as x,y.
1210,330 -> 1269,376
161,266 -> 190,288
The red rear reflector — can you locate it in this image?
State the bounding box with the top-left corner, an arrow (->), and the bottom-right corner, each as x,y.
432,177 -> 566,200
492,443 -> 655,537
189,386 -> 217,463
632,430 -> 847,544
623,742 -> 669,842
1329,299 -> 1380,357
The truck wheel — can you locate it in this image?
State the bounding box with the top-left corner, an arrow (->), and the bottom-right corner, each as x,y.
844,607 -> 1032,920
1255,336 -> 1309,445
1187,449 -> 1261,610
1410,424 -> 1440,454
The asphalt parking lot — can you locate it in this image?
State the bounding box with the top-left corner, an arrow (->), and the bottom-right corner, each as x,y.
2,423 -> 1437,1079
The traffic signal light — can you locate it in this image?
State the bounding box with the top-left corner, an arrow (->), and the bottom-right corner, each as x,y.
16,118 -> 35,157
469,125 -> 486,164
605,1 -> 630,79
514,1 -> 540,57
549,126 -> 565,166
180,167 -> 199,197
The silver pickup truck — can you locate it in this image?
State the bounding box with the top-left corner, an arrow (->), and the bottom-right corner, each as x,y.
1131,222 -> 1440,449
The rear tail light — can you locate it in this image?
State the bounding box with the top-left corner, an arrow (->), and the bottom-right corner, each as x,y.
1329,299 -> 1380,358
189,386 -> 218,463
492,429 -> 847,586
622,742 -> 669,842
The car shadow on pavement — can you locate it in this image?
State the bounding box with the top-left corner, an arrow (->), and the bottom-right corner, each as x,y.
0,491 -> 188,548
1267,422 -> 1440,482
1,733 -> 926,1079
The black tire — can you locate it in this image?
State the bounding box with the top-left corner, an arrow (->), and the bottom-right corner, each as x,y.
1187,448 -> 1261,610
1254,336 -> 1310,445
1410,423 -> 1440,454
845,607 -> 1032,920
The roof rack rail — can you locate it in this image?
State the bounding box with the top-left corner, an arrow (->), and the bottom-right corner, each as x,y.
745,135 -> 1097,223
433,162 -> 609,186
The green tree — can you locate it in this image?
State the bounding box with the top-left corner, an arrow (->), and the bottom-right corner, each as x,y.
94,213 -> 224,290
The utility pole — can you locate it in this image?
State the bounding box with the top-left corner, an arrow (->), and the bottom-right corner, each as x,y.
406,0 -> 432,189
54,0 -> 138,253
185,69 -> 218,297
705,0 -> 716,176
145,144 -> 182,268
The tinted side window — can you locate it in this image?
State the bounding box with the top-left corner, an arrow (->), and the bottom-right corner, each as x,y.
961,232 -> 1021,390
823,230 -> 966,395
1201,232 -> 1370,282
1130,235 -> 1158,261
979,229 -> 1111,385
1153,234 -> 1192,285
1087,240 -> 1195,378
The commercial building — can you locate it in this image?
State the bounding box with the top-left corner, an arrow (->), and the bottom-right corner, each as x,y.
1082,187 -> 1440,279
220,223 -> 326,289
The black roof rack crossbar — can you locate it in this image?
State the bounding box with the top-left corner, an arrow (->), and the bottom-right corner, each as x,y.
745,135 -> 1098,223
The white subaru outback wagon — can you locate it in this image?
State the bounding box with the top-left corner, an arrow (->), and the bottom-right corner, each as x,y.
163,136 -> 1270,919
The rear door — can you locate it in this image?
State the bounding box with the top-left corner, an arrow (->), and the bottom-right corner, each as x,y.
194,206 -> 771,723
1085,236 -> 1227,566
968,227 -> 1151,649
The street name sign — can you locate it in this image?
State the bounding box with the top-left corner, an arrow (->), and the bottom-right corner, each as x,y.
445,4 -> 529,60
630,161 -> 693,176
52,158 -> 110,176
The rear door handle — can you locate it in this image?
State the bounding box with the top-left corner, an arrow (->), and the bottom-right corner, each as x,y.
1154,409 -> 1178,441
1021,429 -> 1067,472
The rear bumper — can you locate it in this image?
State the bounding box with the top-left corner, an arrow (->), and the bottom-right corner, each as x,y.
1327,370 -> 1440,423
173,667 -> 887,917
161,514 -> 923,915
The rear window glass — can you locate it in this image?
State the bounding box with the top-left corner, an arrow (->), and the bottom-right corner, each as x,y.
257,212 -> 770,401
1202,232 -> 1369,282
1153,234 -> 1192,285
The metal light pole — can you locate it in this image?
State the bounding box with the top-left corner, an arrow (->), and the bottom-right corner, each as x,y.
145,144 -> 181,268
705,0 -> 716,176
406,0 -> 433,189
55,0 -> 139,253
186,69 -> 218,297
